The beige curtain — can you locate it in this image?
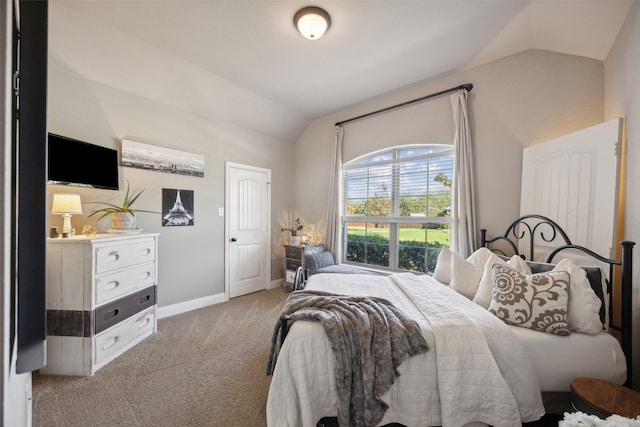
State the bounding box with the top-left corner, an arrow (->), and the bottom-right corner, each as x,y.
451,90 -> 477,258
325,125 -> 343,257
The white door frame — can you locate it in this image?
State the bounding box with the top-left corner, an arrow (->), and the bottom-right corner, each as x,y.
224,161 -> 271,299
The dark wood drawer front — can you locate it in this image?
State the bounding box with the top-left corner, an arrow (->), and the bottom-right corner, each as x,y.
286,259 -> 301,270
285,246 -> 302,259
95,286 -> 156,334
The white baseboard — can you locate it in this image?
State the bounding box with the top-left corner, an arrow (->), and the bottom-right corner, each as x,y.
269,279 -> 284,290
157,292 -> 228,319
157,279 -> 284,319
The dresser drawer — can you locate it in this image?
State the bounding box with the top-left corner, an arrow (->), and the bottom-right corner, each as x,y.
95,263 -> 156,305
286,259 -> 301,270
285,246 -> 302,259
285,269 -> 296,283
94,286 -> 156,334
95,307 -> 155,365
95,238 -> 156,274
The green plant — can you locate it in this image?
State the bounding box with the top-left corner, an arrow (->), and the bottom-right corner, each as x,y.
86,181 -> 159,222
281,218 -> 303,236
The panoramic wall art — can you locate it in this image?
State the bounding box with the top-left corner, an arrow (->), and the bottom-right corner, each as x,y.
162,188 -> 195,227
122,139 -> 204,177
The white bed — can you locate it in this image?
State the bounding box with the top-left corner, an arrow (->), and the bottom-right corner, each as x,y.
508,324 -> 626,392
266,215 -> 634,427
267,272 -> 546,426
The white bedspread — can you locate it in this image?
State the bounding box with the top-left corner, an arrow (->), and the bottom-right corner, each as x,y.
266,273 -> 545,427
509,324 -> 627,391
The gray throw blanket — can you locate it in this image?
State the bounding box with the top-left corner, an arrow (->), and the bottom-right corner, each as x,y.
266,290 -> 429,427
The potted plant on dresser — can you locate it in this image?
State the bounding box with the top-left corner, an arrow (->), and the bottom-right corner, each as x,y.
86,181 -> 159,232
281,218 -> 304,246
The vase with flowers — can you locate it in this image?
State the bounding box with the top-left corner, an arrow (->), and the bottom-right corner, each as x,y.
281,218 -> 304,246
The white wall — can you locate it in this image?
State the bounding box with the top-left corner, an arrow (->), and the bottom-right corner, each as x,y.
605,0 -> 640,389
47,2 -> 298,307
294,49 -> 604,246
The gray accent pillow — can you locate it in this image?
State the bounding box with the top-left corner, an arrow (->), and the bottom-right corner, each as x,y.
316,265 -> 387,275
488,264 -> 571,336
305,251 -> 335,275
303,244 -> 326,256
581,267 -> 605,326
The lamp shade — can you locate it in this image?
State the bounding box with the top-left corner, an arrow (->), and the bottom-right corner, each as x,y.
51,193 -> 83,214
294,6 -> 331,40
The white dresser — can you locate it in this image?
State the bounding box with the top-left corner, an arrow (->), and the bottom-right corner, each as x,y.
41,233 -> 159,376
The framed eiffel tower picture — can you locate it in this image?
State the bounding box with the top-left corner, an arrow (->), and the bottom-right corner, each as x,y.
162,188 -> 195,226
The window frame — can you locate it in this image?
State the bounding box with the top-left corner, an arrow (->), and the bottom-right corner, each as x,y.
340,144 -> 454,273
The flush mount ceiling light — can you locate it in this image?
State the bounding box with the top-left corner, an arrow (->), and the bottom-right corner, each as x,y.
294,6 -> 331,40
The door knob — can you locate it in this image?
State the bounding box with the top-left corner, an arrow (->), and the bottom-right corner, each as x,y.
231,238 -> 237,242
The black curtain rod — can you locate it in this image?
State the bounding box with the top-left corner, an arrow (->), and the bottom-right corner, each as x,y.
335,83 -> 473,127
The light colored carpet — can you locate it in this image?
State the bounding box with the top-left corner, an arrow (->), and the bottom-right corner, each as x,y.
32,287 -> 288,427
32,286 -> 573,427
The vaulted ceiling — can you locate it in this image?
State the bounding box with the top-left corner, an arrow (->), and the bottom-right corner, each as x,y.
53,0 -> 633,138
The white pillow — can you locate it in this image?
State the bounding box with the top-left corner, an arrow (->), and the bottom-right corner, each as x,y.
432,246 -> 451,284
450,250 -> 484,299
466,247 -> 494,269
473,253 -> 532,309
552,259 -> 603,334
508,255 -> 532,276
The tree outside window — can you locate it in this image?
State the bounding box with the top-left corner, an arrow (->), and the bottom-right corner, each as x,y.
342,145 -> 453,273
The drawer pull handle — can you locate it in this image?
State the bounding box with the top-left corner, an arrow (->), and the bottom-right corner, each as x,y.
105,252 -> 120,263
102,336 -> 119,350
139,295 -> 151,305
139,248 -> 151,256
105,281 -> 120,291
140,271 -> 152,280
136,317 -> 151,329
105,309 -> 119,320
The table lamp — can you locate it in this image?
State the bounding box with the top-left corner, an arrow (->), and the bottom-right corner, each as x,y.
51,193 -> 83,235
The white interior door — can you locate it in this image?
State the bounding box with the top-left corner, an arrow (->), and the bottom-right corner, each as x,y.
226,162 -> 271,298
520,118 -> 623,260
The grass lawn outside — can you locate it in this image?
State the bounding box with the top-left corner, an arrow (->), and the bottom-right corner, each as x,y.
347,226 -> 450,246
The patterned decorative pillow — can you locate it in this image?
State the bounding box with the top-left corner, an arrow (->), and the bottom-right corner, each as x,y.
473,253 -> 533,309
488,264 -> 571,336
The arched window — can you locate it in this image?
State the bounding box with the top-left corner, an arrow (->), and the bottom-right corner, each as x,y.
342,145 -> 453,273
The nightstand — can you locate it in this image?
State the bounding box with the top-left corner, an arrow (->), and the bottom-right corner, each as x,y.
283,245 -> 304,291
571,377 -> 640,419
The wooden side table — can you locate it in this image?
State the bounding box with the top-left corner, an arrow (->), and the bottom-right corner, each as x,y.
283,245 -> 304,291
571,377 -> 640,419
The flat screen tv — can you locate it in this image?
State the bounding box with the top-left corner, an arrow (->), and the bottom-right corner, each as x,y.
47,133 -> 119,190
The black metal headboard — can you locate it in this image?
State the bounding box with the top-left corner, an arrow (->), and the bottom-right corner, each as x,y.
480,214 -> 574,260
481,214 -> 635,387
